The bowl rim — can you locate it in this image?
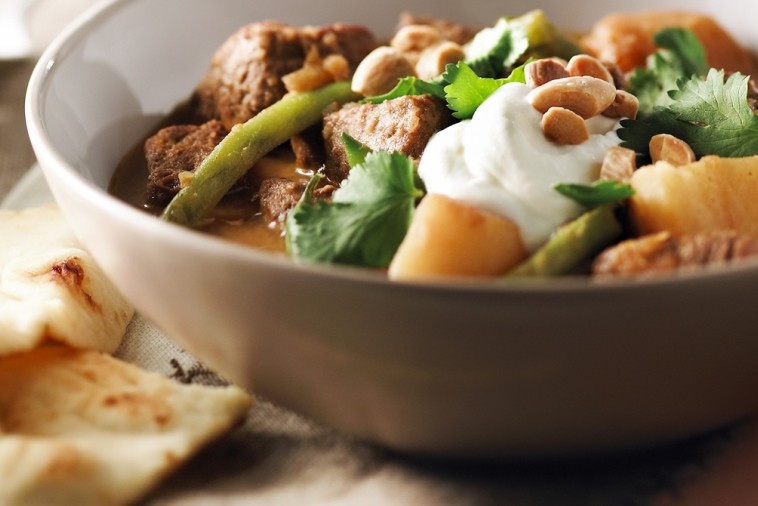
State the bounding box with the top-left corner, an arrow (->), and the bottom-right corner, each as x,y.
23,0 -> 758,297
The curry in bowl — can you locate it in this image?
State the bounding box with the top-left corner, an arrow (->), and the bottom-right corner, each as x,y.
28,0 -> 758,456
109,9 -> 758,282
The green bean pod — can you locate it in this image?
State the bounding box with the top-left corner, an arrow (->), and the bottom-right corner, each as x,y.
162,80 -> 359,227
506,205 -> 622,277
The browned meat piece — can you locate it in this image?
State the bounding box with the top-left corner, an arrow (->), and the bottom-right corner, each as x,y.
259,177 -> 335,227
290,124 -> 326,171
592,230 -> 758,277
322,95 -> 452,182
259,178 -> 304,226
193,21 -> 377,130
300,24 -> 377,72
395,12 -> 481,45
144,120 -> 228,207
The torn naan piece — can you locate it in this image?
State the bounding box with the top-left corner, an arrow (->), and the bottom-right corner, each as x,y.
0,205 -> 134,355
0,346 -> 253,506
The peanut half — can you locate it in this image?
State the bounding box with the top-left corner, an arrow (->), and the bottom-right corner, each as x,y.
600,146 -> 637,183
566,54 -> 614,84
528,76 -> 617,119
541,107 -> 590,145
415,41 -> 466,80
525,58 -> 570,87
351,46 -> 415,97
390,24 -> 444,56
602,89 -> 640,120
649,134 -> 696,166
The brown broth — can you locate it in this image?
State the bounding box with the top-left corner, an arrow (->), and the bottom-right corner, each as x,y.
108,112 -> 307,254
200,153 -> 308,253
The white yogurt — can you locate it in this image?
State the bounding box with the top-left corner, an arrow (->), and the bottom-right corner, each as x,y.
418,82 -> 621,251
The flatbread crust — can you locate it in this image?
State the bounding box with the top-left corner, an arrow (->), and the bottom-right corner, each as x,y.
0,205 -> 134,355
0,346 -> 253,506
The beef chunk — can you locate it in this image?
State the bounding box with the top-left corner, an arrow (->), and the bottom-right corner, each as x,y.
300,24 -> 378,72
144,120 -> 227,207
322,95 -> 452,182
193,21 -> 377,130
290,124 -> 326,171
395,12 -> 480,45
592,230 -> 758,277
259,177 -> 335,227
259,178 -> 304,226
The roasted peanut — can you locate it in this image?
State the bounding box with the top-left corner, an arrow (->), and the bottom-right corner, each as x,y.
528,76 -> 617,119
602,89 -> 640,119
525,58 -> 570,87
351,46 -> 415,97
415,41 -> 466,80
566,54 -> 615,84
541,107 -> 589,145
390,24 -> 444,59
649,134 -> 696,166
600,146 -> 637,183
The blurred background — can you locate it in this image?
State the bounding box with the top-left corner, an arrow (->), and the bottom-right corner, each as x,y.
0,0 -> 100,197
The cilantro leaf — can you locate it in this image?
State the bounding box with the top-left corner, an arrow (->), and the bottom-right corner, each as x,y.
554,180 -> 635,207
365,10 -> 551,106
665,69 -> 758,156
465,10 -> 553,78
342,133 -> 371,167
655,28 -> 708,77
443,61 -> 527,120
285,149 -> 424,267
363,77 -> 445,105
617,109 -> 682,159
627,28 -> 709,116
619,69 -> 758,159
465,17 -> 526,79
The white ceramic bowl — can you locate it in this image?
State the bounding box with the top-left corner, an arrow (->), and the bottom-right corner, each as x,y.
26,0 -> 758,457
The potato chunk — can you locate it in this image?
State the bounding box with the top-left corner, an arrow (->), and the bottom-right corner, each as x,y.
629,156 -> 758,237
388,194 -> 527,280
581,11 -> 757,75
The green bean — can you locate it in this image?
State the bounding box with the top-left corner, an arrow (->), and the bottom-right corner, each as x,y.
162,81 -> 359,227
506,205 -> 622,277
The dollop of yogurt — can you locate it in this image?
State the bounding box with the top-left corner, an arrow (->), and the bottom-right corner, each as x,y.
418,82 -> 622,251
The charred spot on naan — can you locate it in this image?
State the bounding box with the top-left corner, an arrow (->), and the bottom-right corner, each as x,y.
49,257 -> 100,312
0,205 -> 134,356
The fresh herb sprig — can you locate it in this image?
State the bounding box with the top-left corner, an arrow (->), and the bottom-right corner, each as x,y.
443,62 -> 527,120
463,9 -> 544,79
285,136 -> 424,267
627,27 -> 709,116
366,60 -> 528,120
554,180 -> 635,207
365,9 -> 562,118
363,77 -> 445,104
619,69 -> 758,159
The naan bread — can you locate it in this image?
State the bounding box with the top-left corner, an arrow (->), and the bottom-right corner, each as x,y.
0,205 -> 133,355
0,346 -> 253,506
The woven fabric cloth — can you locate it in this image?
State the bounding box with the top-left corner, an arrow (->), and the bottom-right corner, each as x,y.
5,48 -> 758,506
